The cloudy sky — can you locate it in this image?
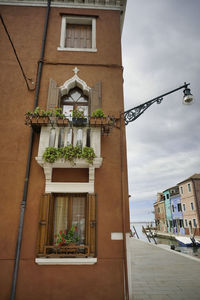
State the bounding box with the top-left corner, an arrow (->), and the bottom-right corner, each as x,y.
122,0 -> 200,222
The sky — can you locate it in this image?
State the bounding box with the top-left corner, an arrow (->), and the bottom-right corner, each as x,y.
122,0 -> 200,223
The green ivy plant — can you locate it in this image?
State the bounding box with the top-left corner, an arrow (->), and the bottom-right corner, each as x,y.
42,147 -> 60,163
43,145 -> 96,164
82,146 -> 96,163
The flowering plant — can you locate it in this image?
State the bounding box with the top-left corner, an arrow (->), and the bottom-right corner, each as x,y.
72,108 -> 85,118
55,225 -> 80,246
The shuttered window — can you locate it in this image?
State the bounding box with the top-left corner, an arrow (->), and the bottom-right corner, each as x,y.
58,16 -> 97,52
66,24 -> 92,49
36,193 -> 97,258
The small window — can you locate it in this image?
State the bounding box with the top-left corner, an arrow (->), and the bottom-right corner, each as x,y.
193,219 -> 197,227
179,219 -> 183,228
58,16 -> 97,52
180,186 -> 183,194
185,219 -> 188,227
177,203 -> 182,212
188,183 -> 191,192
191,202 -> 194,210
183,204 -> 186,211
172,205 -> 174,212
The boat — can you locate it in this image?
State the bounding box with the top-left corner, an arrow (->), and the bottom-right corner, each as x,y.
175,236 -> 200,247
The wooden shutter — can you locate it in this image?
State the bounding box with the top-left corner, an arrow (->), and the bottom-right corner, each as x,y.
66,24 -> 92,49
89,81 -> 102,115
36,193 -> 54,256
87,193 -> 97,257
46,78 -> 60,110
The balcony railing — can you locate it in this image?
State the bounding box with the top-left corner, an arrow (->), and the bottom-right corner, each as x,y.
25,115 -> 116,135
43,244 -> 89,258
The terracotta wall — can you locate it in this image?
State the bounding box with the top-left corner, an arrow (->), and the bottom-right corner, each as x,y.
0,4 -> 129,300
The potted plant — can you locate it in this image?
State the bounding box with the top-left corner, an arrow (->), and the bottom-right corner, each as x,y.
54,107 -> 69,126
55,226 -> 80,247
72,108 -> 87,126
90,108 -> 107,125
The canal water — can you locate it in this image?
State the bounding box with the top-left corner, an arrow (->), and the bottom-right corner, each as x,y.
131,222 -> 200,259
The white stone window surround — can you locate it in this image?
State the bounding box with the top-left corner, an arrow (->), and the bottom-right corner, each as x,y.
58,15 -> 97,52
35,257 -> 97,265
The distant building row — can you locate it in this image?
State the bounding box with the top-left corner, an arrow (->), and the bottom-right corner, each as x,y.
154,174 -> 200,235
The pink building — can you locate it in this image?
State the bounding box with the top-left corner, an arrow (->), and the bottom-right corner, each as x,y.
178,174 -> 200,235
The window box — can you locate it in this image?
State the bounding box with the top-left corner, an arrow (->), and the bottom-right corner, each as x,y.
56,117 -> 69,126
90,117 -> 108,126
43,245 -> 89,258
72,117 -> 87,127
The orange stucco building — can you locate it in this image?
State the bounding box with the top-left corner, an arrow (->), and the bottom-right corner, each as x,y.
0,1 -> 130,299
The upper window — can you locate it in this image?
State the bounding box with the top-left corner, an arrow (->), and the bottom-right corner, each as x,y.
188,183 -> 191,192
61,87 -> 89,117
58,16 -> 97,52
191,202 -> 194,210
180,186 -> 183,194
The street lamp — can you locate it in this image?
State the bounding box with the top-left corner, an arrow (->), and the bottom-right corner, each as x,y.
123,82 -> 194,125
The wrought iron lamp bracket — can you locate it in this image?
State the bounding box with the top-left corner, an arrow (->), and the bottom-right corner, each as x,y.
123,83 -> 191,126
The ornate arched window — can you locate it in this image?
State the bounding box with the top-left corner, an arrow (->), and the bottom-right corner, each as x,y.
61,87 -> 88,117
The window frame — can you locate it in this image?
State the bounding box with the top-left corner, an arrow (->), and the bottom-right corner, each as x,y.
188,183 -> 191,192
58,15 -> 97,52
36,193 -> 97,261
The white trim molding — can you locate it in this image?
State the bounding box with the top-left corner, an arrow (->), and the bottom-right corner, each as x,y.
59,68 -> 91,97
45,182 -> 94,193
58,15 -> 97,53
35,257 -> 97,265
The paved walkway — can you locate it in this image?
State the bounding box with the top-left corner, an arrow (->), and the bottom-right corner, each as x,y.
127,237 -> 200,300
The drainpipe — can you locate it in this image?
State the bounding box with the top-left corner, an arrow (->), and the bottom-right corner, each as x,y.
119,116 -> 129,300
10,1 -> 51,299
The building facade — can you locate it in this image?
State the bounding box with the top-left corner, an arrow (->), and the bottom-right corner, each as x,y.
169,186 -> 185,235
163,189 -> 173,233
178,174 -> 200,235
154,193 -> 167,232
0,1 -> 130,299
154,174 -> 200,236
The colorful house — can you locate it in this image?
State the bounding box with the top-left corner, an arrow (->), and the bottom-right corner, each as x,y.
178,174 -> 200,235
163,189 -> 173,233
154,193 -> 167,232
169,186 -> 185,235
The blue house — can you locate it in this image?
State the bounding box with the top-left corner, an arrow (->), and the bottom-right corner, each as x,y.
170,186 -> 185,235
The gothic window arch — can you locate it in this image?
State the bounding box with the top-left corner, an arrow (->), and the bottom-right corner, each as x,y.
61,87 -> 89,117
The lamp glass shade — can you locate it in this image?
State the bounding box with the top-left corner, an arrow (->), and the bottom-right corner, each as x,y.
183,88 -> 194,105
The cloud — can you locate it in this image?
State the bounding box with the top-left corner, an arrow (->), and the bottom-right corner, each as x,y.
122,0 -> 200,223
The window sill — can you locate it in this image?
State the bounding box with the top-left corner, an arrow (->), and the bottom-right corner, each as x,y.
57,47 -> 97,52
35,257 -> 97,265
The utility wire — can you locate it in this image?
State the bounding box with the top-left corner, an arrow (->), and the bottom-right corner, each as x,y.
0,14 -> 35,91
